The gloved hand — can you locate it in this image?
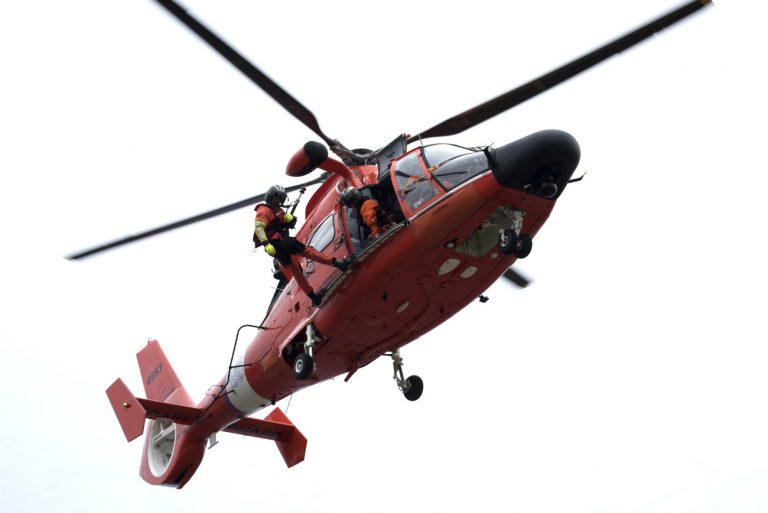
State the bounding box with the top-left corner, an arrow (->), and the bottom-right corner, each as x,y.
264,243 -> 277,257
283,213 -> 295,224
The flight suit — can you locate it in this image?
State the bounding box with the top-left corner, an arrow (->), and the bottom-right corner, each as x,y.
254,203 -> 345,303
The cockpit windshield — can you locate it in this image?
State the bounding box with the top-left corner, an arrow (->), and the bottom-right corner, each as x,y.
423,144 -> 491,192
422,144 -> 471,167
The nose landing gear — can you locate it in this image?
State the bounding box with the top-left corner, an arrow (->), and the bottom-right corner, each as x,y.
389,350 -> 423,401
497,208 -> 532,258
498,229 -> 532,258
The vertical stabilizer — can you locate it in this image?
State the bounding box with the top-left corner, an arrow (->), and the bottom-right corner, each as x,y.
136,340 -> 194,406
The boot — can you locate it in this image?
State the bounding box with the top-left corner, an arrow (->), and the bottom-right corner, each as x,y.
308,290 -> 324,306
331,257 -> 350,273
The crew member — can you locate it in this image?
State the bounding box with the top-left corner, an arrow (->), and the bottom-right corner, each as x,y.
254,185 -> 349,306
340,187 -> 393,239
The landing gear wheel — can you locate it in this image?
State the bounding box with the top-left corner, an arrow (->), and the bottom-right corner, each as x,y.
293,353 -> 314,380
403,375 -> 424,401
514,234 -> 532,258
390,350 -> 423,401
498,229 -> 519,255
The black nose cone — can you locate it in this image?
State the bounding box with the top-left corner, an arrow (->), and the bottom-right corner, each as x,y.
490,130 -> 581,199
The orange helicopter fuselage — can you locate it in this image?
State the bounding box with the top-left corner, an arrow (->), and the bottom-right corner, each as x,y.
219,131 -> 576,419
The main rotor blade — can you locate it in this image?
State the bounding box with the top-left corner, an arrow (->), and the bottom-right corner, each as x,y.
502,268 -> 531,288
67,177 -> 325,260
409,0 -> 711,143
152,0 -> 335,146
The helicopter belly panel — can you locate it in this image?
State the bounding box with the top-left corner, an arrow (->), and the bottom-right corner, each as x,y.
349,282 -> 429,341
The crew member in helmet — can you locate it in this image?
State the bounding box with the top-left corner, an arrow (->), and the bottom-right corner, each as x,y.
340,187 -> 393,240
254,185 -> 349,306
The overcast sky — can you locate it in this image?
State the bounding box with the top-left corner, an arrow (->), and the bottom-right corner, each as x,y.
2,1 -> 767,512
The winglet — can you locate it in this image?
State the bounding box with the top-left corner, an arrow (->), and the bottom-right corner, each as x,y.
266,407 -> 308,468
106,378 -> 147,442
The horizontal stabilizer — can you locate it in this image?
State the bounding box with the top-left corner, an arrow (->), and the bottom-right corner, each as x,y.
224,407 -> 307,467
137,398 -> 201,425
107,380 -> 306,467
106,379 -> 203,442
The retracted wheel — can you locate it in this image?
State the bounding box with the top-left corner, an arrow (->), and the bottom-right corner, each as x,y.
514,234 -> 532,258
498,229 -> 518,255
293,353 -> 314,380
402,375 -> 424,401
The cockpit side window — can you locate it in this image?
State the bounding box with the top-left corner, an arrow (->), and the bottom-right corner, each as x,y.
394,151 -> 439,212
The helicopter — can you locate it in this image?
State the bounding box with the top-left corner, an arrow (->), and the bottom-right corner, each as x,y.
73,0 -> 712,488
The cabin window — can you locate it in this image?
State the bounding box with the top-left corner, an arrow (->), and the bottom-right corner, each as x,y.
427,146 -> 491,192
306,213 -> 335,252
393,151 -> 439,213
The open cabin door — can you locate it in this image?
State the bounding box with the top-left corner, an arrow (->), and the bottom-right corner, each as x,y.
300,209 -> 351,292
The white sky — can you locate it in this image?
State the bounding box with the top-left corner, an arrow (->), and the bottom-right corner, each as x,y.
2,1 -> 766,512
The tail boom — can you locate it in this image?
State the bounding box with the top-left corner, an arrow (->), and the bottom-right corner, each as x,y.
106,340 -> 309,487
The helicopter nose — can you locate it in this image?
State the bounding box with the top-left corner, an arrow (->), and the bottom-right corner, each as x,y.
489,129 -> 580,199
